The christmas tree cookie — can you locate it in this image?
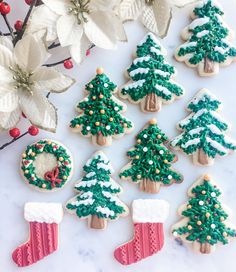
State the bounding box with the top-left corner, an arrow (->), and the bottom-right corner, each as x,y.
172,175 -> 236,254
175,0 -> 236,76
120,119 -> 183,194
120,32 -> 184,113
66,151 -> 128,229
20,139 -> 73,192
70,68 -> 133,146
171,89 -> 236,166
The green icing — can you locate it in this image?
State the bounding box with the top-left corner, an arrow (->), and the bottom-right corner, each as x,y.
21,140 -> 72,190
121,33 -> 184,102
177,0 -> 236,65
171,91 -> 236,158
120,122 -> 183,185
70,72 -> 133,137
66,154 -> 127,220
173,178 -> 236,246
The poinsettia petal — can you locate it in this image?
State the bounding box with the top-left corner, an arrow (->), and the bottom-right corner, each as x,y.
32,67 -> 75,93
85,11 -> 117,49
90,0 -> 118,10
19,89 -> 57,132
0,36 -> 13,50
42,0 -> 68,15
57,15 -> 83,47
0,44 -> 14,68
0,88 -> 18,112
0,66 -> 14,85
117,0 -> 144,21
14,34 -> 50,72
141,6 -> 158,34
27,5 -> 59,42
0,107 -> 21,130
152,0 -> 172,37
109,14 -> 127,42
69,34 -> 91,64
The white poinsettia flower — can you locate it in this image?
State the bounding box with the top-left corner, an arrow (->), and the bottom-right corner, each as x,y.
27,0 -> 127,64
0,35 -> 75,132
117,0 -> 198,38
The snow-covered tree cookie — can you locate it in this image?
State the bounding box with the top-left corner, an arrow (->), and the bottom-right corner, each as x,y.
20,139 -> 73,192
171,89 -> 236,166
66,151 -> 128,229
175,0 -> 236,76
120,33 -> 184,112
70,68 -> 133,146
172,175 -> 236,254
120,119 -> 183,194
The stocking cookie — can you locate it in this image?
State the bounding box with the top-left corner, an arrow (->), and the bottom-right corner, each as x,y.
120,119 -> 183,194
114,199 -> 169,265
70,68 -> 133,146
172,175 -> 236,254
171,89 -> 236,166
12,202 -> 63,267
120,32 -> 184,112
66,151 -> 128,229
175,0 -> 236,76
20,139 -> 73,192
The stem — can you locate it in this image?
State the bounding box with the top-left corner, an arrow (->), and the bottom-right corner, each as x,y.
2,15 -> 15,40
13,0 -> 37,45
48,42 -> 61,50
0,131 -> 29,151
44,57 -> 71,67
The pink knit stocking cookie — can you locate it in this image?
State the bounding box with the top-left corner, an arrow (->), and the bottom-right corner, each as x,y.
12,203 -> 63,267
114,199 -> 169,265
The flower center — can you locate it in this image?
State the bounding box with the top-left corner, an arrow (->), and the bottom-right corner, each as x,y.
9,65 -> 34,95
145,0 -> 155,5
68,0 -> 90,24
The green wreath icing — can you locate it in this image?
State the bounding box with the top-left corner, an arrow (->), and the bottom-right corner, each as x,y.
120,120 -> 183,185
70,71 -> 133,137
171,89 -> 236,158
21,140 -> 72,191
177,0 -> 236,65
121,33 -> 184,102
172,176 -> 236,246
66,151 -> 127,220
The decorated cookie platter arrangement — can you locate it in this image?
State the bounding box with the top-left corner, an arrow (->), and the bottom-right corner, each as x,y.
0,0 -> 236,271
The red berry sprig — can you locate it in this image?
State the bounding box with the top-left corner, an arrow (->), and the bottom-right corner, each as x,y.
0,2 -> 10,15
28,125 -> 39,136
14,20 -> 23,31
25,0 -> 33,5
9,128 -> 21,138
64,59 -> 73,69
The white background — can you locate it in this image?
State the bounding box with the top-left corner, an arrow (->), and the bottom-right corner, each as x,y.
1,1 -> 236,271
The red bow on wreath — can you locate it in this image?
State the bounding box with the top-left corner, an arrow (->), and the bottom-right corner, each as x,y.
44,166 -> 62,188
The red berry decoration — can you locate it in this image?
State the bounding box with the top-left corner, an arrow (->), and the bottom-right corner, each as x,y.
28,126 -> 39,136
25,0 -> 33,5
9,128 -> 21,138
86,49 -> 90,56
14,20 -> 23,31
63,59 -> 73,69
0,2 -> 10,15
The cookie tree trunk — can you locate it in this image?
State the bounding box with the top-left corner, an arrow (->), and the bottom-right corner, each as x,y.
95,134 -> 111,146
200,242 -> 212,254
204,57 -> 216,74
90,215 -> 106,229
143,93 -> 162,112
197,148 -> 212,166
140,178 -> 161,194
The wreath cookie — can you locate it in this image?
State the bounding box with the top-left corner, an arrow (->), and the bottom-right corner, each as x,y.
20,139 -> 73,192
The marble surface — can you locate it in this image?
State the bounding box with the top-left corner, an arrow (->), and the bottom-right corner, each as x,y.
1,1 -> 236,271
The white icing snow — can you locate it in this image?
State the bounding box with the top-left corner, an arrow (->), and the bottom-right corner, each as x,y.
124,79 -> 146,90
206,137 -> 227,153
75,179 -> 97,188
190,89 -> 218,105
129,68 -> 149,77
210,111 -> 229,127
133,56 -> 150,65
102,191 -> 120,205
96,206 -> 115,217
193,109 -> 208,119
98,181 -> 120,190
196,30 -> 209,38
180,42 -> 197,49
150,46 -> 162,56
189,17 -> 210,30
155,84 -> 171,96
189,127 -> 205,135
97,162 -> 112,171
197,0 -> 223,11
154,69 -> 170,77
181,138 -> 201,149
171,133 -> 184,146
138,32 -> 161,47
86,172 -> 96,178
207,124 -> 222,135
214,46 -> 229,55
224,136 -> 236,146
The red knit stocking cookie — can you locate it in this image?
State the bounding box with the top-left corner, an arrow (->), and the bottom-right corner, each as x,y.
12,203 -> 63,267
114,199 -> 169,265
